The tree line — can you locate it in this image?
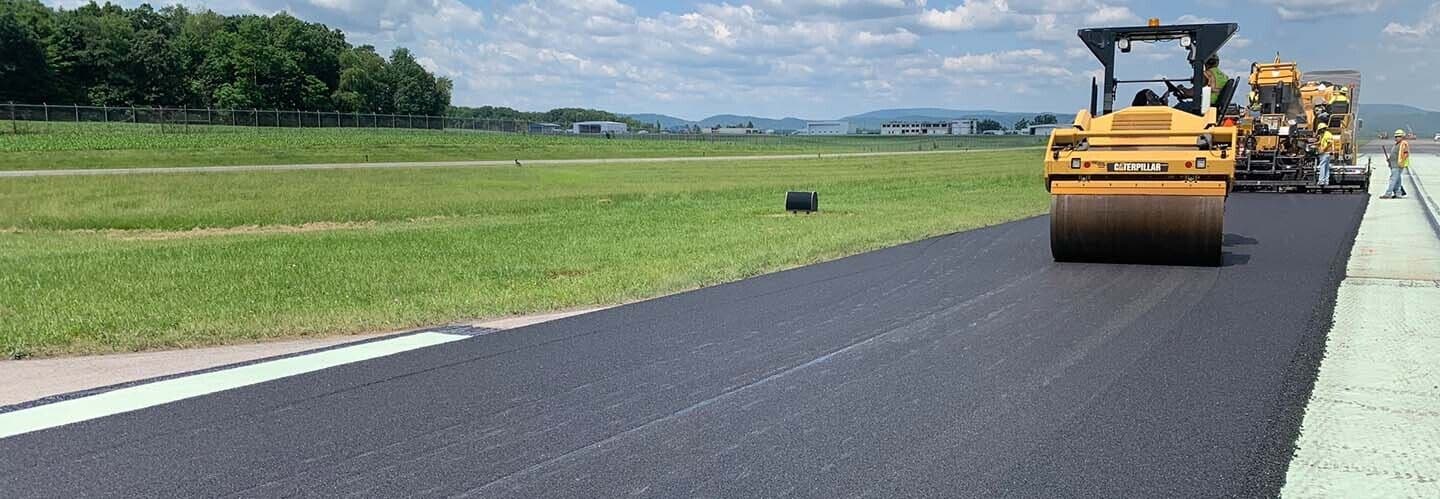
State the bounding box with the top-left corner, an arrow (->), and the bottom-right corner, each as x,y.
448,106 -> 658,132
1012,113 -> 1058,130
0,1 -> 450,115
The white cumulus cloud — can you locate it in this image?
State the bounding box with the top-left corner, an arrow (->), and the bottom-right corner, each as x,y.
1261,0 -> 1383,21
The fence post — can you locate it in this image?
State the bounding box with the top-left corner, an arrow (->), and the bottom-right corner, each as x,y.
207,107 -> 212,126
43,102 -> 49,122
8,102 -> 15,134
131,105 -> 136,124
102,104 -> 108,123
74,103 -> 79,122
182,105 -> 188,133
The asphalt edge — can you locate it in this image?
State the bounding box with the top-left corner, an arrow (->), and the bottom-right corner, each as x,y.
0,324 -> 499,415
0,213 -> 1049,415
1247,193 -> 1370,497
1405,167 -> 1440,240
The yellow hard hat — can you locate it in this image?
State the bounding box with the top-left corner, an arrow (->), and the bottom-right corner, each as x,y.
1316,123 -> 1328,130
1395,129 -> 1406,137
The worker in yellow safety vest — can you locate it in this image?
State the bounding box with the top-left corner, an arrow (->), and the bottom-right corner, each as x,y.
1180,55 -> 1230,107
1205,55 -> 1229,106
1383,129 -> 1411,198
1330,87 -> 1349,106
1316,123 -> 1335,186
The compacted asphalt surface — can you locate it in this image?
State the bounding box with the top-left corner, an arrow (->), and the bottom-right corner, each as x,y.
0,193 -> 1367,497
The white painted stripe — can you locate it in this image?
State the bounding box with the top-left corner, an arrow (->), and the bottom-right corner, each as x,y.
0,332 -> 468,440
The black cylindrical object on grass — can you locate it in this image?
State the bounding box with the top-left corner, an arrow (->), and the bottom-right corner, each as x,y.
786,191 -> 819,213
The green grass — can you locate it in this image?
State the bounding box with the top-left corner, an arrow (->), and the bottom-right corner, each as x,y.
0,120 -> 1044,170
0,150 -> 1047,358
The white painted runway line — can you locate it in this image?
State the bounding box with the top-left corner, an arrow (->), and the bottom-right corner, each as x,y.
0,331 -> 468,440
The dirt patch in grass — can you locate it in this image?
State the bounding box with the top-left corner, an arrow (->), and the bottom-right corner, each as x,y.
102,220 -> 380,240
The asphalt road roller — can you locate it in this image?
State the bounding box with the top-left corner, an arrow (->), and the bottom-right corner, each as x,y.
1044,21 -> 1240,266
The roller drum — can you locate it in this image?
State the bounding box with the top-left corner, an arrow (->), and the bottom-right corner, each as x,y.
1050,195 -> 1224,266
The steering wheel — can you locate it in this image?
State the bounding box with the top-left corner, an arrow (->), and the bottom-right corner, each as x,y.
1162,78 -> 1191,102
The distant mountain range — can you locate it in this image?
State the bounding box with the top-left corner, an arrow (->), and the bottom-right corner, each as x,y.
626,108 -> 1070,132
630,104 -> 1439,136
1361,104 -> 1440,137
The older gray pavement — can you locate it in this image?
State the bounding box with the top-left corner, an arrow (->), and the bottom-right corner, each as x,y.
0,148 -> 1035,177
1283,141 -> 1440,497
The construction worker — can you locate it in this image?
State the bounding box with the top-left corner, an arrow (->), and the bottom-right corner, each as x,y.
1383,129 -> 1411,198
1329,86 -> 1350,115
1180,55 -> 1229,107
1206,55 -> 1229,106
1316,123 -> 1335,186
1330,86 -> 1349,105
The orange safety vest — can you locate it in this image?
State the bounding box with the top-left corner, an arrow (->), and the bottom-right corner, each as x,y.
1398,140 -> 1411,168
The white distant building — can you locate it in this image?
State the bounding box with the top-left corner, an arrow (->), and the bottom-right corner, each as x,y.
800,121 -> 849,135
572,121 -> 628,134
949,119 -> 978,135
711,127 -> 762,135
881,121 -> 952,135
1026,124 -> 1060,136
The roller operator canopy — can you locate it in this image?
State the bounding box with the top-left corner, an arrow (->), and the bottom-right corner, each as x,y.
1078,23 -> 1239,116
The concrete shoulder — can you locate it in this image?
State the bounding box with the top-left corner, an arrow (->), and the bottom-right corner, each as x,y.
1284,152 -> 1440,496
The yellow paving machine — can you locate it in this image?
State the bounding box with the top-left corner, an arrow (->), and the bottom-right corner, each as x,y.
1234,57 -> 1311,188
1302,70 -> 1368,190
1234,61 -> 1367,191
1045,21 -> 1239,266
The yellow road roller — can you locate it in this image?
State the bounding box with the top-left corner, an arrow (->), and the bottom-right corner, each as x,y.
1045,21 -> 1240,266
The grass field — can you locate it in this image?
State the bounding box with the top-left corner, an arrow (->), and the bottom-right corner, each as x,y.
0,121 -> 1044,170
0,149 -> 1047,358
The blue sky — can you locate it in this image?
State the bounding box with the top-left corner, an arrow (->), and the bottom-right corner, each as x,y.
48,1 -> 1440,119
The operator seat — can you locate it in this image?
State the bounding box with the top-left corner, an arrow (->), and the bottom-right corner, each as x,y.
1213,78 -> 1238,119
1132,89 -> 1167,107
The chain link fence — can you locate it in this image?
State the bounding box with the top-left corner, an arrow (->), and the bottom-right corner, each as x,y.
2,102 -> 529,133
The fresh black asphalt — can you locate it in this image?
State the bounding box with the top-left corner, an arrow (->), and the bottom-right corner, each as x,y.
0,193 -> 1366,497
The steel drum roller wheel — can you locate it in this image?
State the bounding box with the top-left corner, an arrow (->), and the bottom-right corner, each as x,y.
1050,195 -> 1224,266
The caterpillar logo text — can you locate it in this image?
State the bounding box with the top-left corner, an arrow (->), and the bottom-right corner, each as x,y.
1107,162 -> 1168,172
